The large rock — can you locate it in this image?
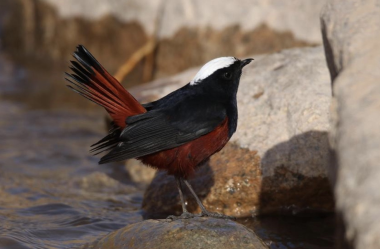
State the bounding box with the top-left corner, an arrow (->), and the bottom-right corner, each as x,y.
321,1 -> 380,248
86,217 -> 268,249
136,46 -> 334,217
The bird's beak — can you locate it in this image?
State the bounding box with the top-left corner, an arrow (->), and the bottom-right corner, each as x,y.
240,58 -> 254,68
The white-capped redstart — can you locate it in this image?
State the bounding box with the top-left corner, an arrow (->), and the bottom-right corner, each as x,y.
66,45 -> 252,219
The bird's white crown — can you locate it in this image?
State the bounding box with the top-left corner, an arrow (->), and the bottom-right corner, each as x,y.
190,57 -> 237,85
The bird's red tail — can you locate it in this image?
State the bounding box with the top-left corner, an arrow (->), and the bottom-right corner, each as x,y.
65,45 -> 146,129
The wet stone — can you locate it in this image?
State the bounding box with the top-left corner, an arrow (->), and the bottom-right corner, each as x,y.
86,217 -> 268,249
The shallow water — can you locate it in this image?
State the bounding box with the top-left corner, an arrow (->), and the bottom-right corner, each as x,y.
0,51 -> 335,249
0,101 -> 145,248
242,215 -> 335,249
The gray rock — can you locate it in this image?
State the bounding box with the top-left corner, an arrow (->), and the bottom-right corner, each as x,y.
86,217 -> 268,249
136,46 -> 334,217
321,0 -> 380,248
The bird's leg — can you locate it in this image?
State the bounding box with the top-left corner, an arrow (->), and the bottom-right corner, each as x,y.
183,179 -> 235,220
177,177 -> 189,214
166,177 -> 199,221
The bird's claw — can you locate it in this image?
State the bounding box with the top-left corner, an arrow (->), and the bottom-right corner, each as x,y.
166,212 -> 200,221
166,211 -> 235,221
200,211 -> 236,220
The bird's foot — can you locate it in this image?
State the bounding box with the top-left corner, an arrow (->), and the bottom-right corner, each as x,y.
166,212 -> 200,221
200,211 -> 236,220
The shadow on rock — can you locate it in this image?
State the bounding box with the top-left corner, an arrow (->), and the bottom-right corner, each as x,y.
259,130 -> 335,215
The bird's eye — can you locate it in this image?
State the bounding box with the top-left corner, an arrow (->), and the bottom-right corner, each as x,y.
223,72 -> 232,79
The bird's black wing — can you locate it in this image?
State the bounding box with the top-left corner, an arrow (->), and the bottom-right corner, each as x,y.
141,83 -> 191,111
99,97 -> 226,164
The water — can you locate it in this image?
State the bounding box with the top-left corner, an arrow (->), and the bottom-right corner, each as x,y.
241,215 -> 335,249
0,51 -> 335,248
0,102 -> 145,248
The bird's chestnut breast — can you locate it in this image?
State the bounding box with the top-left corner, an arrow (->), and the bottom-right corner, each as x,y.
139,118 -> 229,178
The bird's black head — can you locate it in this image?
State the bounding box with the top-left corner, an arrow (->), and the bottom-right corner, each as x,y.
189,57 -> 253,99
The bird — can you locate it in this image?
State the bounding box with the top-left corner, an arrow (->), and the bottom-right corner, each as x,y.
65,45 -> 253,220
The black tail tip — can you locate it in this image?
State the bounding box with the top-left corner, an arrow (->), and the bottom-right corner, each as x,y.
75,45 -> 89,57
76,44 -> 86,51
74,44 -> 103,73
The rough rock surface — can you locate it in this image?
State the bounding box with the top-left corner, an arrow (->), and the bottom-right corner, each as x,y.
321,0 -> 380,248
86,217 -> 268,249
136,46 -> 334,217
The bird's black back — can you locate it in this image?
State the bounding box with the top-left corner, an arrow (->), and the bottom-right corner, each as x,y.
100,58 -> 246,164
